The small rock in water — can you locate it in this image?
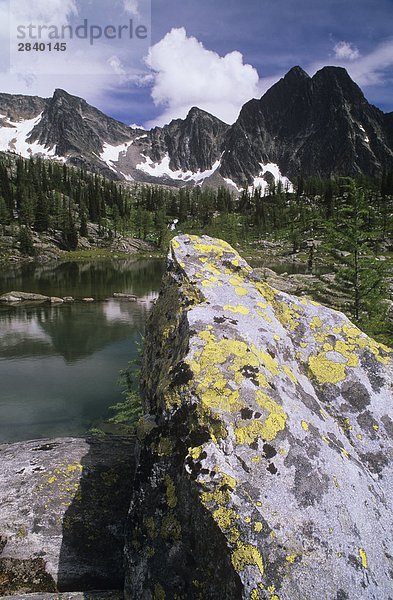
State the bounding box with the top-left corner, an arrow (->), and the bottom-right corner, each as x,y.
113,293 -> 137,301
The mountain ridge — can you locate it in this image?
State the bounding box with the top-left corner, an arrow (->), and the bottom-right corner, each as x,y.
0,66 -> 392,190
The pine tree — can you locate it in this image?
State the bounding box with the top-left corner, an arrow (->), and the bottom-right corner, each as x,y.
328,179 -> 388,327
0,196 -> 9,230
34,192 -> 50,232
18,226 -> 36,256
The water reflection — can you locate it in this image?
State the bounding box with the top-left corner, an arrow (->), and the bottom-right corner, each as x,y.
0,259 -> 165,443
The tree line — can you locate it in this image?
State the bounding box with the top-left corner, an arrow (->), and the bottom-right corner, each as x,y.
0,152 -> 392,344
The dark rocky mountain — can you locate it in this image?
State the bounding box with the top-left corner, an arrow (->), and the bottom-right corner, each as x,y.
147,107 -> 229,173
0,92 -> 47,121
28,88 -> 135,154
220,66 -> 393,185
0,66 -> 392,189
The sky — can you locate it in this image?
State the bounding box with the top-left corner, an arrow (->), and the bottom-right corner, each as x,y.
1,0 -> 393,128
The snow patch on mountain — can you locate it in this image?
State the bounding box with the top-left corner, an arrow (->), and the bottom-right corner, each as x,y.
136,154 -> 221,183
249,163 -> 293,194
0,114 -> 56,158
223,177 -> 242,192
100,140 -> 134,171
359,124 -> 370,144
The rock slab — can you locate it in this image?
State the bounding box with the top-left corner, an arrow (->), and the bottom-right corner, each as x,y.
125,235 -> 393,599
0,436 -> 136,596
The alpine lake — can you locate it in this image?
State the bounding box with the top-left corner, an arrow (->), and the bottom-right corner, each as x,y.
0,257 -> 165,443
0,255 -> 318,444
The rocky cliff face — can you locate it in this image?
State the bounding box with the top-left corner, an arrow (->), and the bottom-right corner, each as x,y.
220,66 -> 393,185
126,235 -> 393,599
1,66 -> 392,189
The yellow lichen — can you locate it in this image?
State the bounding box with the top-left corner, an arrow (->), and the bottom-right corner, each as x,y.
286,554 -> 297,563
189,446 -> 202,460
283,365 -> 297,384
301,421 -> 309,432
223,304 -> 250,314
359,548 -> 368,569
308,353 -> 346,384
160,514 -> 181,541
254,522 -> 263,533
231,542 -> 264,575
235,286 -> 248,296
258,350 -> 280,376
212,506 -> 237,529
229,275 -> 244,286
273,300 -> 303,330
154,582 -> 166,600
257,302 -> 268,309
156,437 -> 173,456
144,517 -> 157,540
229,527 -> 241,543
256,281 -> 277,303
221,473 -> 237,490
201,487 -> 231,507
164,475 -> 177,509
334,340 -> 359,367
310,316 -> 323,329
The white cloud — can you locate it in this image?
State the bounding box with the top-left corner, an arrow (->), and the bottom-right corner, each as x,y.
308,38 -> 393,88
10,0 -> 78,26
334,41 -> 360,61
108,55 -> 126,76
145,28 -> 261,126
123,0 -> 139,15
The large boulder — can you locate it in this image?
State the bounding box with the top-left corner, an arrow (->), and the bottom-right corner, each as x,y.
125,235 -> 393,599
0,436 -> 136,596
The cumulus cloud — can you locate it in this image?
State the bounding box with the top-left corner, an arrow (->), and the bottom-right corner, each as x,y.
145,28 -> 261,126
334,41 -> 360,61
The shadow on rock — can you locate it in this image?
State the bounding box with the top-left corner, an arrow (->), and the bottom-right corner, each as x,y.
57,435 -> 136,593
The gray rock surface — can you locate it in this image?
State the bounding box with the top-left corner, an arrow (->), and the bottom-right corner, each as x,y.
0,593 -> 123,600
125,234 -> 393,599
0,292 -> 51,303
0,436 -> 136,596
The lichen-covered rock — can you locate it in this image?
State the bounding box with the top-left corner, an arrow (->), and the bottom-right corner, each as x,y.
125,235 -> 393,600
0,593 -> 123,599
0,436 -> 136,595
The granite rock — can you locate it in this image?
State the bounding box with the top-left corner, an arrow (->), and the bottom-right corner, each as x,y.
125,234 -> 393,600
0,436 -> 136,596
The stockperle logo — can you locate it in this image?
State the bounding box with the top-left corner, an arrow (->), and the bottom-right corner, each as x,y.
8,0 -> 151,76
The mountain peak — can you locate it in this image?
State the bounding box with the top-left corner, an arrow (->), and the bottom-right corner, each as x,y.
284,66 -> 310,81
185,106 -> 227,125
53,88 -> 72,99
312,66 -> 356,86
311,66 -> 366,102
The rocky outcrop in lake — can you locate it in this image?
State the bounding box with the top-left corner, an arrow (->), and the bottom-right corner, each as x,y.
125,234 -> 393,599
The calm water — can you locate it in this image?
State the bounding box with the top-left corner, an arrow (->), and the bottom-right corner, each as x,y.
0,258 -> 165,443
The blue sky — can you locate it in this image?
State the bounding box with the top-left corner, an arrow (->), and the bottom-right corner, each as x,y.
1,0 -> 393,127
